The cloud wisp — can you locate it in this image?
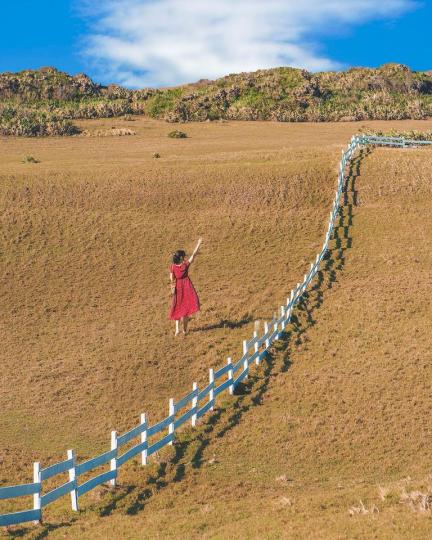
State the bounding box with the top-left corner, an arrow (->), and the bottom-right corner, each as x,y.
80,0 -> 417,88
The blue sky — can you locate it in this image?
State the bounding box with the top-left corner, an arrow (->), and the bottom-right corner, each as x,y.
0,0 -> 430,88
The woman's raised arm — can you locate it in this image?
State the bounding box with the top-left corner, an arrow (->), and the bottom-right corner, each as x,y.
188,238 -> 203,264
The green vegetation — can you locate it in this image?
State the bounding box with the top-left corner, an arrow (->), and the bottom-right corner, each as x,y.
0,105 -> 79,136
21,155 -> 39,163
1,64 -> 432,135
167,129 -> 187,138
360,127 -> 432,140
144,88 -> 183,118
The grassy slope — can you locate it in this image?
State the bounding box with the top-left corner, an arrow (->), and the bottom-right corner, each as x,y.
1,119 -> 432,538
0,118 -> 342,486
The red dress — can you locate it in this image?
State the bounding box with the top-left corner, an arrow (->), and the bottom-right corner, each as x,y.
169,261 -> 200,320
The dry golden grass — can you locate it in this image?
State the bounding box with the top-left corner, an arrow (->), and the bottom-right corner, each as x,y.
1,117 -> 432,538
78,127 -> 136,137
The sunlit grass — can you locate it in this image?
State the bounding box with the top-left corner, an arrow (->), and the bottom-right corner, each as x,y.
1,117 -> 432,538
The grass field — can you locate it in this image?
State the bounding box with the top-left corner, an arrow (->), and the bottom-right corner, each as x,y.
1,118 -> 432,538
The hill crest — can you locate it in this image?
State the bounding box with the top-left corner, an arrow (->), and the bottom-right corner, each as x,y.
1,63 -> 432,135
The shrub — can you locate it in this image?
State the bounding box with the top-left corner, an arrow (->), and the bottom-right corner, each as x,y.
0,106 -> 80,136
168,130 -> 187,139
79,127 -> 136,137
144,89 -> 183,118
21,155 -> 39,163
359,128 -> 432,141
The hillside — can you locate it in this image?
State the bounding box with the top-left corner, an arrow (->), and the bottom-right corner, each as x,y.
1,118 -> 432,538
1,64 -> 432,135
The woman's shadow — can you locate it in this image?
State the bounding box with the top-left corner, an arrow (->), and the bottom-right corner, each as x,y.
192,316 -> 253,332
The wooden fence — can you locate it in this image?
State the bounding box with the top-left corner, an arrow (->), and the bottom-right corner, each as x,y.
1,134 -> 431,527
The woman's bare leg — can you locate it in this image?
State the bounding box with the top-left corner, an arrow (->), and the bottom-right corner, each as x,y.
175,320 -> 180,336
183,316 -> 189,334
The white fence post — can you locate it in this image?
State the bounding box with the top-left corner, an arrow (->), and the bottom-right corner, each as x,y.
33,461 -> 41,524
168,398 -> 175,445
274,311 -> 279,340
110,431 -> 117,486
140,413 -> 147,466
67,449 -> 78,512
287,304 -> 292,324
280,306 -> 285,331
286,298 -> 291,321
191,383 -> 198,426
243,340 -> 248,378
264,321 -> 270,350
328,216 -> 333,238
209,368 -> 215,411
227,358 -> 234,395
254,329 -> 259,365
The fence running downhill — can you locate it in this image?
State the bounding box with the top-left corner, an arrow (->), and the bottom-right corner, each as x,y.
1,134 -> 431,528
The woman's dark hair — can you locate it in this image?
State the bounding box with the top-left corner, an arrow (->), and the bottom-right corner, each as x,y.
172,250 -> 186,264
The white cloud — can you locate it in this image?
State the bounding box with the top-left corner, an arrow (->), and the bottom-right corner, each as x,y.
80,0 -> 417,88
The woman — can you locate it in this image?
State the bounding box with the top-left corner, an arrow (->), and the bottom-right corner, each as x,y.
169,238 -> 202,335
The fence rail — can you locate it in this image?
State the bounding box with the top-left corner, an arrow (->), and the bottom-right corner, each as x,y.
1,134 -> 431,527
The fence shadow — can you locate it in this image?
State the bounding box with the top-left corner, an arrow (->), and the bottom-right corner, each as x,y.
275,147 -> 368,370
14,519 -> 77,540
101,350 -> 278,517
29,147 -> 368,529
